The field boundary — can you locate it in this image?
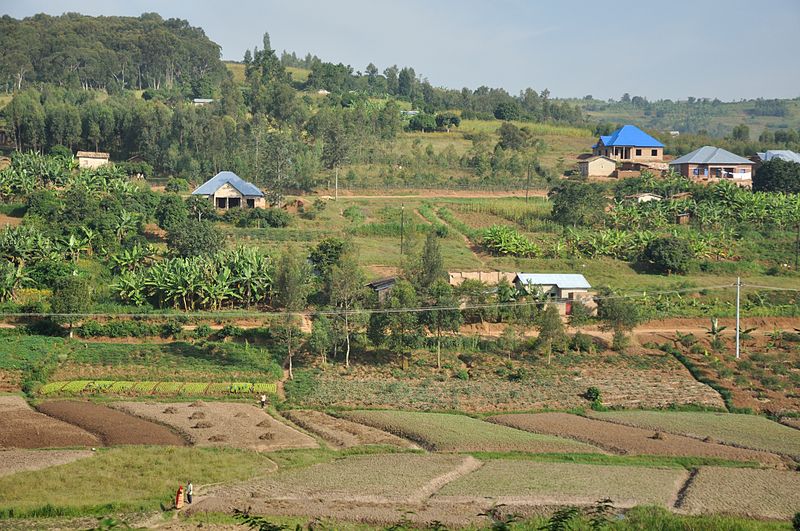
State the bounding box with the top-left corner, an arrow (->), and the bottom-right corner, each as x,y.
38,380 -> 278,397
672,467 -> 699,510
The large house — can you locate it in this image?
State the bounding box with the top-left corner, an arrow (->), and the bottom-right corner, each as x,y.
754,150 -> 800,165
592,125 -> 664,163
669,146 -> 755,186
191,171 -> 266,210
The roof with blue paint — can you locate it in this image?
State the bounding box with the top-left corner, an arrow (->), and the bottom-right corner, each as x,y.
192,171 -> 264,197
595,125 -> 664,148
514,273 -> 591,290
669,146 -> 753,166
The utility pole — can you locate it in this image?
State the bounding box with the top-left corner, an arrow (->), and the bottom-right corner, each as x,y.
400,203 -> 405,255
735,277 -> 741,359
334,164 -> 339,202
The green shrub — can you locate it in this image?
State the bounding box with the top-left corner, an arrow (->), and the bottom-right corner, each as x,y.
570,332 -> 594,353
584,386 -> 601,402
194,324 -> 212,339
453,368 -> 469,381
343,205 -> 365,223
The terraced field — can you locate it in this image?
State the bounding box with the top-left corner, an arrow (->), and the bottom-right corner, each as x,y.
488,413 -> 781,465
678,467 -> 800,520
339,410 -> 602,453
282,410 -> 419,449
589,411 -> 800,457
0,449 -> 94,477
435,460 -> 687,507
0,396 -> 99,449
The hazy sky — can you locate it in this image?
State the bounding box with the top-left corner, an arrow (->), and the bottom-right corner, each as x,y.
3,0 -> 799,101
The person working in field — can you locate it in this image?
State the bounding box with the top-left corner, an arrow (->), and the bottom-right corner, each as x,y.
259,394 -> 267,408
186,481 -> 193,504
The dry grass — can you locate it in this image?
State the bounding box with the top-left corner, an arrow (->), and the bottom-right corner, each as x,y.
435,460 -> 687,508
589,411 -> 800,457
339,410 -> 601,453
0,449 -> 94,478
678,467 -> 800,520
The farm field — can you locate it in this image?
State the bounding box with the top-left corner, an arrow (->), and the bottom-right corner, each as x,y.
677,467 -> 800,520
288,348 -> 725,412
282,410 -> 419,449
435,460 -> 687,508
111,401 -> 317,452
0,447 -> 272,517
39,380 -> 278,398
35,401 -> 187,446
338,410 -> 601,453
588,410 -> 800,458
488,413 -> 782,465
0,449 -> 93,478
0,395 -> 99,449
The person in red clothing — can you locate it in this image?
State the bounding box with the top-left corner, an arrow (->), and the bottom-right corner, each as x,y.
175,485 -> 184,509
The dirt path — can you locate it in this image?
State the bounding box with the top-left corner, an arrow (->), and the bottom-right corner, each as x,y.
314,189 -> 548,199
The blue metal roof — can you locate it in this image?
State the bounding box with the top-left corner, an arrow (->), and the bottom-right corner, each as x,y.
513,273 -> 591,290
597,125 -> 664,148
191,171 -> 264,197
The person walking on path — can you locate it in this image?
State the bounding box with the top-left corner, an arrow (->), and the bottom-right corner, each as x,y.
186,481 -> 193,504
259,394 -> 267,408
175,485 -> 184,509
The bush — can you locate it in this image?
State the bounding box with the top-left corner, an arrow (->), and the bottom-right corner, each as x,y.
343,206 -> 365,223
453,368 -> 469,380
194,324 -> 212,339
165,177 -> 189,192
584,386 -> 601,402
570,332 -> 594,353
639,236 -> 694,275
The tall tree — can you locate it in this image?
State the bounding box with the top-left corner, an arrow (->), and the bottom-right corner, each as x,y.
273,246 -> 312,379
368,280 -> 421,369
420,280 -> 462,369
329,253 -> 366,368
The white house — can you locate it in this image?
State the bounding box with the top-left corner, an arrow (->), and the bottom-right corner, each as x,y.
512,273 -> 595,316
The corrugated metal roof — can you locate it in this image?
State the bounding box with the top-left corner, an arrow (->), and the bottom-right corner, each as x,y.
669,146 -> 753,166
191,171 -> 264,197
756,150 -> 800,164
597,126 -> 664,148
513,273 -> 591,289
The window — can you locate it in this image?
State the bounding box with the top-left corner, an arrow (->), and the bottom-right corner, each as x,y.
635,149 -> 642,156
228,197 -> 241,208
246,198 -> 255,208
216,197 -> 226,208
739,168 -> 746,173
651,149 -> 658,156
693,168 -> 699,175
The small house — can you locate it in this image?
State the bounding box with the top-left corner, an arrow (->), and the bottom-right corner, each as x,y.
316,89 -> 331,96
624,192 -> 662,203
578,156 -> 616,177
192,98 -> 214,106
367,277 -> 397,303
592,125 -> 664,163
512,273 -> 595,315
76,151 -> 110,169
448,271 -> 516,287
191,171 -> 266,210
669,146 -> 754,186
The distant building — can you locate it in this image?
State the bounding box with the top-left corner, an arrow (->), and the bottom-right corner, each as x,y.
592,125 -> 664,163
366,277 -> 397,303
400,110 -> 420,117
192,98 -> 214,106
76,151 -> 110,169
624,192 -> 663,203
754,150 -> 800,165
512,273 -> 595,316
669,131 -> 680,137
316,89 -> 330,96
191,171 -> 266,210
669,146 -> 755,186
448,271 -> 516,287
578,156 -> 616,177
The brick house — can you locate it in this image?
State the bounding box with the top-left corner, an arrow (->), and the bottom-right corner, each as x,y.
76,151 -> 110,169
669,146 -> 755,186
191,171 -> 266,209
578,155 -> 616,177
592,125 -> 664,162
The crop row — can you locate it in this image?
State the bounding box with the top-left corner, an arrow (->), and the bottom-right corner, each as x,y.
38,380 -> 278,396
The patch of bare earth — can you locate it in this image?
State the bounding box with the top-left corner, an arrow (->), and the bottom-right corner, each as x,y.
677,467 -> 800,520
0,448 -> 94,477
0,370 -> 21,392
111,401 -> 317,451
36,400 -> 187,446
188,454 -> 487,527
488,413 -> 783,466
0,396 -> 99,449
282,410 -> 420,449
780,417 -> 800,430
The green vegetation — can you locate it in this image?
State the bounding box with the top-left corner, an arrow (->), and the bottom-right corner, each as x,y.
38,380 -> 277,396
589,410 -> 800,457
340,410 -> 601,453
0,447 -> 271,518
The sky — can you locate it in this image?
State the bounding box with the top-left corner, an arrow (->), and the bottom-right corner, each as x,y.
2,0 -> 799,101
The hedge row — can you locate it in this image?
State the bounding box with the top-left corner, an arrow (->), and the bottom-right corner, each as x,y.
39,380 -> 277,396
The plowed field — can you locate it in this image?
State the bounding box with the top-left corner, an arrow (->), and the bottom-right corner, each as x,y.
112,401 -> 317,452
0,449 -> 93,477
488,413 -> 782,465
283,410 -> 419,449
0,396 -> 99,449
36,401 -> 187,446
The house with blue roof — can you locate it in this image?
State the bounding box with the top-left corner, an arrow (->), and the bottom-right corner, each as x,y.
191,171 -> 266,210
592,125 -> 664,163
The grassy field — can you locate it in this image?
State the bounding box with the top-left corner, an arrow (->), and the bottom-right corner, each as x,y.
0,447 -> 272,517
678,467 -> 800,520
435,460 -> 686,507
38,380 -> 277,397
339,410 -> 601,453
589,411 -> 800,457
1,336 -> 283,383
